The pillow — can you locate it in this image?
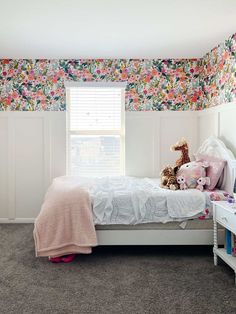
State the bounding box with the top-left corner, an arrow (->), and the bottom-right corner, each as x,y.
195,136 -> 234,159
176,161 -> 208,189
195,154 -> 226,190
195,136 -> 235,193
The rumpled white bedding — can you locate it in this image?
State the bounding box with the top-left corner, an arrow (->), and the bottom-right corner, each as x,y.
166,188 -> 205,218
67,136 -> 233,225
86,176 -> 211,225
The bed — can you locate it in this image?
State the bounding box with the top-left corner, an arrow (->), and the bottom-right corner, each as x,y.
34,136 -> 236,256
93,136 -> 236,246
93,180 -> 226,246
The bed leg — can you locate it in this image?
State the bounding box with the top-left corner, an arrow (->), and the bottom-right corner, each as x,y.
213,205 -> 218,266
214,253 -> 218,266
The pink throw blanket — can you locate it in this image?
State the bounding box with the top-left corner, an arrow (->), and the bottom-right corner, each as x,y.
33,176 -> 97,257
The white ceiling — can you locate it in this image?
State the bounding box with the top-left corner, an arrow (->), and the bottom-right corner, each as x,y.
0,0 -> 236,59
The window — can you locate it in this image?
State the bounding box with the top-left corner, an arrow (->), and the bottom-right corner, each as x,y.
66,82 -> 125,177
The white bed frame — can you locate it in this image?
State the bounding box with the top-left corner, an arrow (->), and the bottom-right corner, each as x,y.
96,159 -> 236,246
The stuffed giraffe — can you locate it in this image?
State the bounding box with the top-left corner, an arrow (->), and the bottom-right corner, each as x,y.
171,138 -> 191,169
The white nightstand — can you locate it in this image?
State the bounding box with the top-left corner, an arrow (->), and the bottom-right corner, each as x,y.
213,201 -> 236,284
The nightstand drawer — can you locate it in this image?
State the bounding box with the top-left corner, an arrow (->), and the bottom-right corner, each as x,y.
216,205 -> 236,234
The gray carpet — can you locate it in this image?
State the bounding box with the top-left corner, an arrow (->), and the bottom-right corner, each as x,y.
0,225 -> 236,314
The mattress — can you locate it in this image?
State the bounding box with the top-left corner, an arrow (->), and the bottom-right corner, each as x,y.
95,219 -> 219,230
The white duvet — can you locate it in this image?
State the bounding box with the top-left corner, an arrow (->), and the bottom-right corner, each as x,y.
87,176 -> 210,225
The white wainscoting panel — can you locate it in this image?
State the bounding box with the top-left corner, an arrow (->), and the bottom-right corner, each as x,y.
218,104 -> 236,156
197,109 -> 218,147
125,112 -> 159,177
0,112 -> 66,222
50,113 -> 67,180
14,117 -> 45,219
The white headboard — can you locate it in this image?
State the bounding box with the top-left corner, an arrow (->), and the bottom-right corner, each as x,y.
198,102 -> 236,194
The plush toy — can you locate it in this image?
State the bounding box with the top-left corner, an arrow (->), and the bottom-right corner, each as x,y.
177,176 -> 187,190
176,161 -> 209,190
160,166 -> 179,190
210,192 -> 231,202
160,138 -> 191,191
171,138 -> 191,169
196,177 -> 211,192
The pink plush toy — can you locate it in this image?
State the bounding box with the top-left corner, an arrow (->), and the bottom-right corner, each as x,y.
196,177 -> 211,192
176,161 -> 209,190
177,176 -> 187,190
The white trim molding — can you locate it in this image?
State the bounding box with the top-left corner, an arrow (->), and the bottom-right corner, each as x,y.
64,81 -> 127,88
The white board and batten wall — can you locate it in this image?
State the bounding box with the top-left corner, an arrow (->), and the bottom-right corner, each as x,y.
0,102 -> 235,222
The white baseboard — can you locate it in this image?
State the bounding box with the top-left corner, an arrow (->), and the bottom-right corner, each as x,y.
0,218 -> 35,223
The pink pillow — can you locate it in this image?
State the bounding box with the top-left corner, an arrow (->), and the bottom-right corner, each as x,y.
176,161 -> 208,189
195,154 -> 226,190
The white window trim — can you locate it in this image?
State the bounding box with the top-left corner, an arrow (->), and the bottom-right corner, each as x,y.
65,81 -> 127,88
65,82 -> 126,177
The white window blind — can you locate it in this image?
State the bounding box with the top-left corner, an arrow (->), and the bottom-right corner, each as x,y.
66,84 -> 125,177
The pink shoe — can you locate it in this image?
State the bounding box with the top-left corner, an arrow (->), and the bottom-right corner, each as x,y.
61,254 -> 76,263
49,256 -> 63,263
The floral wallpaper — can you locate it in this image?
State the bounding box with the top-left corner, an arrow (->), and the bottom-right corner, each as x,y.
0,33 -> 235,111
0,59 -> 203,111
200,32 -> 236,108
